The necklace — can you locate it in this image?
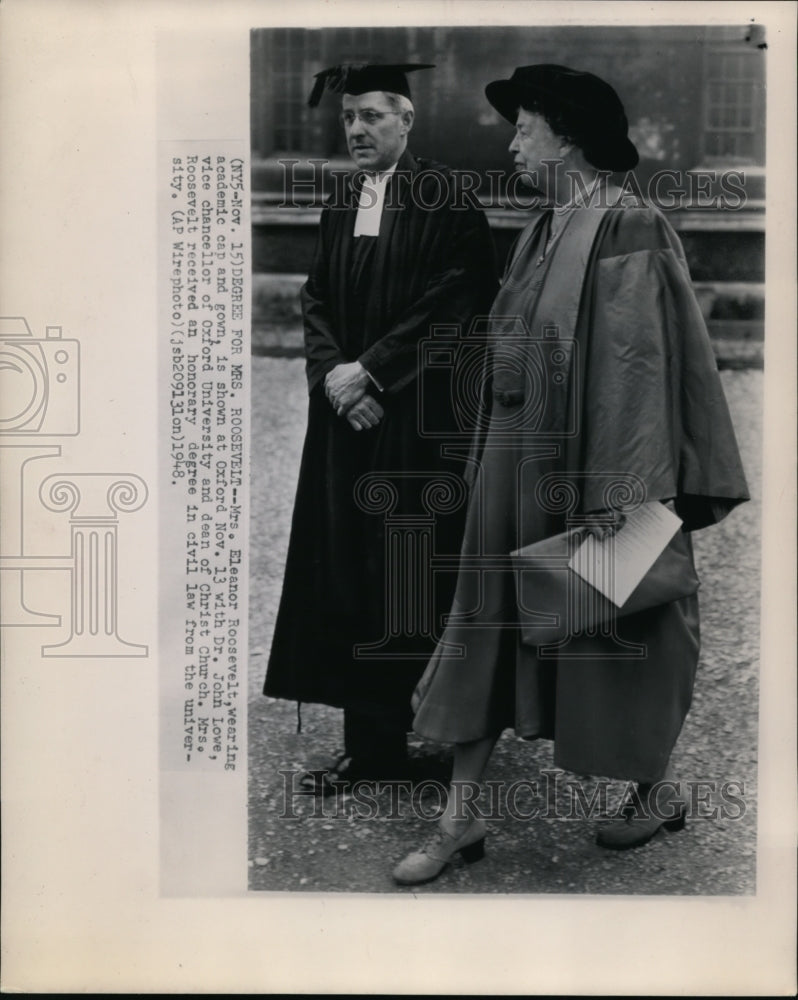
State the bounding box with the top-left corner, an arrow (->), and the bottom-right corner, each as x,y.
535,210 -> 569,267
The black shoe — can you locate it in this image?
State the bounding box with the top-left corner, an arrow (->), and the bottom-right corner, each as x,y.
298,752 -> 409,797
596,783 -> 687,850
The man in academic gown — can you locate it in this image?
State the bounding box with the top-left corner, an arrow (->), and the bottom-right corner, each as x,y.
394,65 -> 750,884
263,63 -> 497,791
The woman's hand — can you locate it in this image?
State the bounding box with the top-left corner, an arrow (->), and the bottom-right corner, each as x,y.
571,509 -> 627,541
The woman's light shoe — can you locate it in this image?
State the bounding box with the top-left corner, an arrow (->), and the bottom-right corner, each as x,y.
393,818 -> 487,885
596,783 -> 687,850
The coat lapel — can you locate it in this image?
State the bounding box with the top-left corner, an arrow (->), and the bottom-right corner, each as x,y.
364,149 -> 418,333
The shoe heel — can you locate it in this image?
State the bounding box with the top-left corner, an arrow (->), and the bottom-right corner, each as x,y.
664,808 -> 687,832
459,838 -> 486,864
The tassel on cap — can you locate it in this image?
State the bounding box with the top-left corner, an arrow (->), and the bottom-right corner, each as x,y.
307,62 -> 435,107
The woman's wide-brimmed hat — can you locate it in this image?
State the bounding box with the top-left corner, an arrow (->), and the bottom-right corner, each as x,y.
485,64 -> 639,171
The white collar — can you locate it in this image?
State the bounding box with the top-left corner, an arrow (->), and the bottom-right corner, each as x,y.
354,162 -> 399,237
361,162 -> 398,185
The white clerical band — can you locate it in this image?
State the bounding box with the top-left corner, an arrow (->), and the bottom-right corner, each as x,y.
353,163 -> 398,238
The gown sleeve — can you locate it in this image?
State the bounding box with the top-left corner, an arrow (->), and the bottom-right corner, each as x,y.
302,208 -> 347,395
577,206 -> 749,530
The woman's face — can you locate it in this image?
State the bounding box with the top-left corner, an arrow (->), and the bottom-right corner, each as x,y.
508,108 -> 571,192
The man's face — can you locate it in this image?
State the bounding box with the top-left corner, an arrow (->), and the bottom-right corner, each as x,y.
341,91 -> 410,173
508,108 -> 569,193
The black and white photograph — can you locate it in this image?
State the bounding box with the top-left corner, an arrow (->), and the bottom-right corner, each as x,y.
1,1 -> 795,994
249,22 -> 762,896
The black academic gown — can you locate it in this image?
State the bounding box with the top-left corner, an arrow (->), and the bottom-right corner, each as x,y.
264,149 -> 498,723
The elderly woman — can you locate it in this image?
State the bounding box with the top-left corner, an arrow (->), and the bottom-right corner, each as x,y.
393,65 -> 748,885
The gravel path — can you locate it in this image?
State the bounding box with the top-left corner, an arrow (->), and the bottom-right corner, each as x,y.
248,358 -> 761,894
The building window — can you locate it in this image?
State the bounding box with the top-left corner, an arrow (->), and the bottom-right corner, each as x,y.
253,27 -> 403,157
271,29 -> 322,151
703,48 -> 763,162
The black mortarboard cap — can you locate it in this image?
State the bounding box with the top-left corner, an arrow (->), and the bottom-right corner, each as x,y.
307,63 -> 435,107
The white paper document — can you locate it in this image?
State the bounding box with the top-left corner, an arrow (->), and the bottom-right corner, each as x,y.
568,500 -> 683,607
